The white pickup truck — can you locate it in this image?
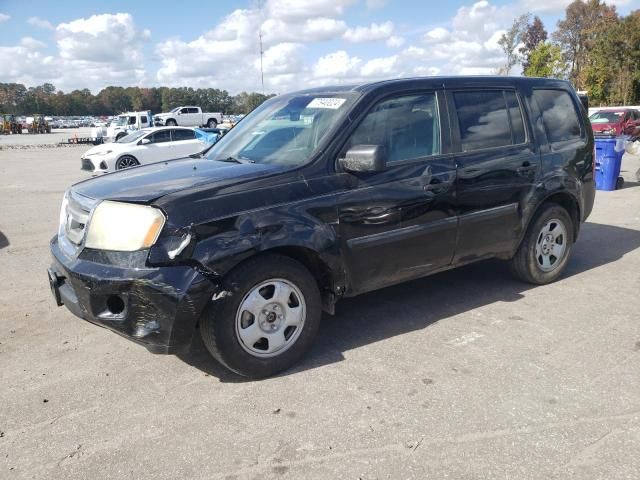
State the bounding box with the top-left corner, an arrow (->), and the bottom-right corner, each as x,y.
154,106 -> 222,128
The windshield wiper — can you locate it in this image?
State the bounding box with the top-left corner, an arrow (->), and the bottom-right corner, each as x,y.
218,156 -> 255,164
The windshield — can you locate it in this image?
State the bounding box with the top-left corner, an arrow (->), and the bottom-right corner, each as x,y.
110,116 -> 127,127
117,130 -> 148,143
170,107 -> 180,113
589,111 -> 624,123
204,93 -> 358,166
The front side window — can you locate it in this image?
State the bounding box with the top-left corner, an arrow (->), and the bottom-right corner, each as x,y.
453,90 -> 525,151
151,130 -> 172,143
345,93 -> 440,163
204,93 -> 358,166
128,116 -> 137,125
532,89 -> 583,145
140,116 -> 147,124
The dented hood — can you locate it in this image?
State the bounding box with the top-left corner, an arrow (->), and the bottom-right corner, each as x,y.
72,157 -> 283,203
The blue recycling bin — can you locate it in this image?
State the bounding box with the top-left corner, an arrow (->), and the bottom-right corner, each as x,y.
594,137 -> 624,191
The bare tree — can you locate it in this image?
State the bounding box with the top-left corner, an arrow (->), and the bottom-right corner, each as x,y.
498,14 -> 530,75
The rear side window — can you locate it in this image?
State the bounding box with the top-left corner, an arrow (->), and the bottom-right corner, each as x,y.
453,90 -> 526,151
532,89 -> 582,144
173,129 -> 196,141
140,116 -> 147,124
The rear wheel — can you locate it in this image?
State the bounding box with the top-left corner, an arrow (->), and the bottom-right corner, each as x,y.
115,155 -> 139,170
509,203 -> 574,285
200,254 -> 321,378
207,118 -> 218,128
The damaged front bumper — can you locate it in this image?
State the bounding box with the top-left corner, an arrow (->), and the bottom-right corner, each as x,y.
48,236 -> 217,354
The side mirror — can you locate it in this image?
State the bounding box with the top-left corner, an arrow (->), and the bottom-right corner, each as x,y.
339,145 -> 387,173
139,138 -> 151,145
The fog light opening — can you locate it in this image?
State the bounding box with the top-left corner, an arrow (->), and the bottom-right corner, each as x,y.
106,295 -> 125,316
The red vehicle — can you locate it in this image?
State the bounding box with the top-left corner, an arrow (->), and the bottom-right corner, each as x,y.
589,108 -> 640,137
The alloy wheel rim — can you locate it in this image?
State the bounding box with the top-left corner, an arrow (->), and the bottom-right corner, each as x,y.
535,218 -> 567,272
235,278 -> 306,358
117,157 -> 137,169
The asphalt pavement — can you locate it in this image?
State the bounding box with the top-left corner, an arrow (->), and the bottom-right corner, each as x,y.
0,143 -> 639,479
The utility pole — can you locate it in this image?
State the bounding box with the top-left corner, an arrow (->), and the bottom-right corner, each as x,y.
258,0 -> 265,95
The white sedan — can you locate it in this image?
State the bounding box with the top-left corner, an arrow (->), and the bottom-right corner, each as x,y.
81,127 -> 216,173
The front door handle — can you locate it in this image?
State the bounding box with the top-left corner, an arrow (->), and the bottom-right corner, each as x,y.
516,161 -> 537,176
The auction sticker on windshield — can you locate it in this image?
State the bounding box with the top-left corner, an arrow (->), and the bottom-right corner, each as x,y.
307,98 -> 346,109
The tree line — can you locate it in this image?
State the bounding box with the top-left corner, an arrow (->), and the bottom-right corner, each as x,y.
498,0 -> 639,106
0,83 -> 276,116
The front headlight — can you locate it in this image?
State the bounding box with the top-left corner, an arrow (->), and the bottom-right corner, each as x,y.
85,201 -> 165,251
96,150 -> 113,155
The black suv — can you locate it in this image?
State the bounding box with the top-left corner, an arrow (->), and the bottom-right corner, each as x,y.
49,77 -> 595,378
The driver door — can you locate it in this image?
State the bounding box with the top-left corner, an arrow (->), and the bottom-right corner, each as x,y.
140,129 -> 173,164
336,90 -> 457,295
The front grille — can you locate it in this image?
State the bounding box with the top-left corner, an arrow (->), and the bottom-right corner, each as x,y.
81,158 -> 95,171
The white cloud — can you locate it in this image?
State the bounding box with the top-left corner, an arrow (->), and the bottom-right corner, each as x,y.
19,37 -> 47,50
266,0 -> 356,20
52,13 -> 150,90
27,16 -> 54,30
343,21 -> 393,43
262,17 -> 347,45
361,55 -> 398,77
0,13 -> 9,23
424,27 -> 450,43
386,35 -> 405,48
0,40 -> 59,87
313,50 -> 361,78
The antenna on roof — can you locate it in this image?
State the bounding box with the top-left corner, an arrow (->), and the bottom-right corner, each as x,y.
258,0 -> 265,95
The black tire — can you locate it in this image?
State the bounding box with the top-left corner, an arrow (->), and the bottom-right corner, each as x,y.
207,118 -> 218,128
115,155 -> 139,170
166,119 -> 177,126
115,132 -> 126,141
509,203 -> 574,285
200,254 -> 322,378
616,177 -> 624,190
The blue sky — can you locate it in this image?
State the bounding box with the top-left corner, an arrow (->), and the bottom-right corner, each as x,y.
0,0 -> 636,94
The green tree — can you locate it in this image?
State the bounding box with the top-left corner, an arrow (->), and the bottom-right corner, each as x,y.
520,16 -> 548,71
523,42 -> 568,78
553,0 -> 618,89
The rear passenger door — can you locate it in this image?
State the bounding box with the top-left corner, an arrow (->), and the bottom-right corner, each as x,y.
448,88 -> 538,263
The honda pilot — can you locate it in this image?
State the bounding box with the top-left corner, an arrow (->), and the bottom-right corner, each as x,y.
49,76 -> 595,378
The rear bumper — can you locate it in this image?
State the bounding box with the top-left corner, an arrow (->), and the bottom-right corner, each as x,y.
48,236 -> 216,354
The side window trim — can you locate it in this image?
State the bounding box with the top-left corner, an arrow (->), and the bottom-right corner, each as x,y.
335,89 -> 448,170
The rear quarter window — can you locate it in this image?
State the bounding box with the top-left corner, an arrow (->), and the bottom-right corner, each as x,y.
532,89 -> 583,146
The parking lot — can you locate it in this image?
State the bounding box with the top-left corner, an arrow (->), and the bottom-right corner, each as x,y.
0,141 -> 639,479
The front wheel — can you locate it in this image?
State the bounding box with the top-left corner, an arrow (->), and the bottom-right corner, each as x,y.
200,254 -> 322,378
509,203 -> 574,285
115,155 -> 139,170
165,119 -> 177,126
